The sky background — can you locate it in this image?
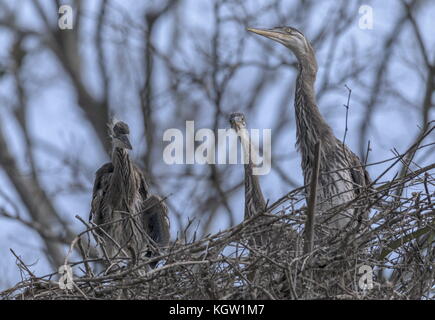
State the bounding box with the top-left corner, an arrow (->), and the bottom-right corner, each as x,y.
0,0 -> 434,289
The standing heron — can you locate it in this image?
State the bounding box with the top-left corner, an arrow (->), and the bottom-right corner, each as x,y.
248,26 -> 371,232
90,120 -> 170,268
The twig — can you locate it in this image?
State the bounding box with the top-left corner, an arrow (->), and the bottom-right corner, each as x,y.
342,84 -> 351,149
10,249 -> 37,279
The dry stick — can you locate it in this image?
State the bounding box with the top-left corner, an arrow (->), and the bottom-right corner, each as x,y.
342,84 -> 351,151
77,239 -> 93,278
364,140 -> 371,166
10,249 -> 37,279
304,141 -> 321,255
369,123 -> 433,188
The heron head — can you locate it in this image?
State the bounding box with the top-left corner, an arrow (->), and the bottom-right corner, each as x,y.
109,120 -> 132,150
247,26 -> 315,68
229,112 -> 247,132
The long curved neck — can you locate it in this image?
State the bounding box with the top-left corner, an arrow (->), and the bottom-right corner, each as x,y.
244,164 -> 266,218
294,53 -> 334,162
238,128 -> 266,218
110,147 -> 135,205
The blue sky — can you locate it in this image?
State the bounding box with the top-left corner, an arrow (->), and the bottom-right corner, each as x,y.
0,0 -> 434,289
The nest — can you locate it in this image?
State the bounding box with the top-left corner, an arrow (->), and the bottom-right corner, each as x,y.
1,136 -> 434,300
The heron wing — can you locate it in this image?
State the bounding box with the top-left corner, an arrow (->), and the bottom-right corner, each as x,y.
141,194 -> 170,247
348,150 -> 371,194
133,165 -> 170,247
89,162 -> 113,222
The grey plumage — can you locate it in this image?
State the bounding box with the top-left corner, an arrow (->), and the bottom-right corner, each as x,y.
230,113 -> 266,220
248,26 -> 371,232
230,112 -> 267,249
90,120 -> 170,266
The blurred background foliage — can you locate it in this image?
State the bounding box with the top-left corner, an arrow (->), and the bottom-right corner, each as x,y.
0,0 -> 433,289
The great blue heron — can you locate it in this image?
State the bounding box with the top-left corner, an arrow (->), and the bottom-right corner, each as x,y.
230,112 -> 267,221
230,112 -> 270,289
230,112 -> 267,248
248,26 -> 371,232
90,120 -> 170,267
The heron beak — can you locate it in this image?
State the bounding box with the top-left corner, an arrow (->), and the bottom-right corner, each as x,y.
229,116 -> 243,131
229,118 -> 236,130
247,27 -> 287,42
118,134 -> 132,150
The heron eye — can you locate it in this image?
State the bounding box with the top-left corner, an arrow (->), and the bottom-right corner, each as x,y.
286,27 -> 293,33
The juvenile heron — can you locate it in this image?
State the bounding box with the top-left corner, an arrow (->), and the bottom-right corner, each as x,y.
90,120 -> 170,267
248,26 -> 371,232
230,112 -> 269,289
230,112 -> 267,223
